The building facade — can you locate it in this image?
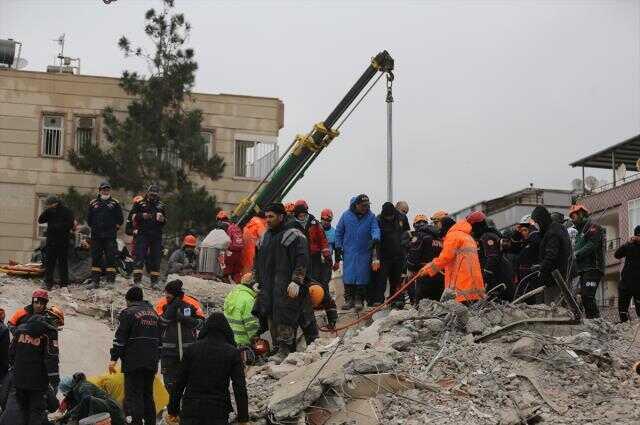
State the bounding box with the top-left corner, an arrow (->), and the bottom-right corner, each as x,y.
0,69 -> 284,263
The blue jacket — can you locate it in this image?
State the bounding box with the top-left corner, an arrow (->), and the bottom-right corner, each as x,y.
324,226 -> 336,255
335,198 -> 381,286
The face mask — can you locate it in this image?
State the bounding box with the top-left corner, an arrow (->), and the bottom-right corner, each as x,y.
100,194 -> 110,200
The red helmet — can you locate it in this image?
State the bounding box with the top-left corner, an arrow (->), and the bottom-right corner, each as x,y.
216,210 -> 229,221
466,211 -> 487,224
183,235 -> 197,247
285,202 -> 295,214
252,338 -> 271,356
32,289 -> 49,301
569,204 -> 589,217
294,200 -> 309,212
320,208 -> 333,220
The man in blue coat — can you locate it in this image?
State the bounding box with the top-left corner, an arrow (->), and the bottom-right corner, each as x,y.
335,195 -> 381,311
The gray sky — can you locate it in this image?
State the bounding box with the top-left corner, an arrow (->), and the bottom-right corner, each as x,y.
2,0 -> 639,219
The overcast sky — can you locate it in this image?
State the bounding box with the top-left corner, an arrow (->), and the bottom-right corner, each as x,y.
2,0 -> 639,218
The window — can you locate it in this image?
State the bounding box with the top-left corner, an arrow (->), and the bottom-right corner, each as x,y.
75,117 -> 95,153
628,198 -> 640,236
41,115 -> 64,157
36,196 -> 48,239
235,139 -> 278,179
201,131 -> 214,159
161,144 -> 182,168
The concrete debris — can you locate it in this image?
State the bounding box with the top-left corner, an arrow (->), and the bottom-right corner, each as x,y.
510,336 -> 543,359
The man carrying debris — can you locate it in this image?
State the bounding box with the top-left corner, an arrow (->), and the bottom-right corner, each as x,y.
168,235 -> 199,275
38,195 -> 75,290
407,215 -> 444,303
570,205 -> 605,318
531,206 -> 572,305
215,211 -> 245,283
87,181 -> 124,288
155,280 -> 205,395
335,195 -> 381,310
615,225 -> 640,322
223,273 -> 259,347
130,185 -> 166,287
109,286 -> 159,425
253,203 -> 312,363
418,217 -> 486,304
8,289 -> 50,335
167,312 -> 249,425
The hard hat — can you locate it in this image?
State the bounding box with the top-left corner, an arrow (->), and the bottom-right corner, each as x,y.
240,272 -> 254,286
216,210 -> 229,221
45,196 -> 60,206
47,305 -> 64,327
414,214 -> 429,225
430,210 -> 448,221
132,195 -> 144,204
252,338 -> 271,356
98,181 -> 111,190
294,199 -> 309,214
285,202 -> 295,214
308,284 -> 325,308
466,211 -> 487,224
518,214 -> 532,226
32,289 -> 49,301
320,208 -> 334,220
183,235 -> 197,247
569,204 -> 589,217
147,184 -> 160,195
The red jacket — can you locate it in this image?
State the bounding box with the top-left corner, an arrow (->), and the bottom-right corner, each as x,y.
225,223 -> 244,252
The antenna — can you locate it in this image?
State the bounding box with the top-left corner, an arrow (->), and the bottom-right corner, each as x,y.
47,33 -> 81,74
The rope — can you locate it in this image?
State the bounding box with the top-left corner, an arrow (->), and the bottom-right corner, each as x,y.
335,72 -> 385,131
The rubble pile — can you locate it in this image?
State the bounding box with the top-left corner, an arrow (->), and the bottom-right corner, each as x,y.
246,300 -> 640,424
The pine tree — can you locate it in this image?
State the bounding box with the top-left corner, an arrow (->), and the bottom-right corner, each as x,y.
68,0 -> 223,235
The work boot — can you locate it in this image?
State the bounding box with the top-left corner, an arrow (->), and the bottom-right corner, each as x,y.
354,287 -> 365,312
342,285 -> 355,311
132,272 -> 142,285
270,344 -> 291,365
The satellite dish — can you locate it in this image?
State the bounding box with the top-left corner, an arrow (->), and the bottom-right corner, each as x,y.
616,163 -> 627,181
14,57 -> 28,70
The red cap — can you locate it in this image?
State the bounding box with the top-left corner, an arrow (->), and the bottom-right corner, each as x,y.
183,235 -> 197,247
321,208 -> 333,220
32,289 -> 49,301
466,211 -> 487,224
294,200 -> 309,211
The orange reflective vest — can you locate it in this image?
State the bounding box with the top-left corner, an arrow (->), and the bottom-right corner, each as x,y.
423,220 -> 485,303
241,216 -> 267,274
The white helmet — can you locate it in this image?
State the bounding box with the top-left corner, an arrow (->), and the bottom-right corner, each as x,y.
518,214 -> 532,226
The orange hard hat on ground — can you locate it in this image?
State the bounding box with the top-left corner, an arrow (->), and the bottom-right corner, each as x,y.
252,338 -> 271,356
216,210 -> 229,221
321,208 -> 334,220
183,235 -> 197,247
414,214 -> 429,225
430,210 -> 449,221
569,204 -> 589,217
466,211 -> 487,224
47,305 -> 64,327
308,284 -> 325,308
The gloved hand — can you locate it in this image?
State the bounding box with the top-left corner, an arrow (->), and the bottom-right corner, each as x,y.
287,281 -> 300,298
108,361 -> 117,374
332,261 -> 341,271
371,259 -> 381,272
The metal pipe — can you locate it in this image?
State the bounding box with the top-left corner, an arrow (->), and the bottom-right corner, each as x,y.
386,73 -> 394,203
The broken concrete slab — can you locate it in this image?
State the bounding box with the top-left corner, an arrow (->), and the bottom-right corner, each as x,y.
344,351 -> 396,375
510,336 -> 543,359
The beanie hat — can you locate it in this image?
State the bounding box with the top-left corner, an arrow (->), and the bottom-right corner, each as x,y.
165,279 -> 184,297
381,202 -> 396,217
125,286 -> 143,302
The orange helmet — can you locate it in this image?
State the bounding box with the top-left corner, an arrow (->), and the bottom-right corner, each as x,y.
285,202 -> 295,214
430,210 -> 448,222
466,211 -> 486,224
47,305 -> 64,327
414,214 -> 429,225
321,208 -> 334,220
308,284 -> 325,308
252,338 -> 271,356
183,235 -> 197,247
216,210 -> 229,221
569,204 -> 589,217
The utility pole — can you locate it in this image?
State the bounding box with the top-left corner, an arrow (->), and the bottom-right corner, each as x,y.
386,72 -> 394,203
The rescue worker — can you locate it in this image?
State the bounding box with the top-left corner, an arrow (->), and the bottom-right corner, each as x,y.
8,289 -> 49,335
509,215 -> 542,302
418,217 -> 486,304
38,195 -> 74,290
252,203 -> 312,363
130,185 -> 166,287
0,309 -> 8,382
155,280 -> 205,396
395,201 -> 409,217
167,235 -> 199,275
466,211 -> 513,301
216,211 -> 244,283
406,215 -> 444,303
57,373 -> 125,425
0,369 -> 58,425
290,200 -> 332,281
87,181 -> 124,288
167,312 -> 249,425
430,211 -> 449,233
531,206 -> 572,305
9,308 -> 62,425
335,195 -> 381,311
319,208 -> 340,329
570,205 -> 605,318
240,212 -> 267,275
615,225 -> 640,322
285,202 -> 295,217
374,202 -> 411,308
109,286 -> 159,425
223,273 -> 259,347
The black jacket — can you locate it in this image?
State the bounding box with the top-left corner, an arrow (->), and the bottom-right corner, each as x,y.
531,206 -> 572,286
110,301 -> 160,373
168,325 -> 248,422
615,240 -> 640,290
0,323 -> 8,380
64,379 -> 125,425
157,296 -> 204,359
377,211 -> 411,261
9,316 -> 59,391
130,198 -> 166,238
406,223 -> 442,272
87,196 -> 124,239
38,204 -> 74,245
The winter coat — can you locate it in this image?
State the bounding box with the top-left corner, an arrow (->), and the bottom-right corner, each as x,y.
253,222 -> 310,327
292,214 -> 330,258
38,204 -> 74,246
615,240 -> 640,290
335,198 -> 381,286
574,220 -> 605,275
324,226 -> 336,256
223,285 -> 259,346
130,198 -> 166,238
241,216 -> 267,274
87,196 -> 124,239
167,320 -> 248,422
377,210 -> 411,262
110,301 -> 160,373
156,296 -> 204,359
407,223 -> 444,288
0,371 -> 58,425
7,305 -> 35,335
9,316 -> 59,391
531,206 -> 572,286
167,248 -> 198,275
423,220 -> 485,303
0,322 -> 8,380
63,380 -> 125,425
511,231 -> 542,287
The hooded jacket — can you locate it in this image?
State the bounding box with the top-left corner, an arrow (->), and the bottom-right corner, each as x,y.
223,285 -> 259,346
531,206 -> 572,285
377,202 -> 411,261
335,197 -> 381,286
423,220 -> 485,303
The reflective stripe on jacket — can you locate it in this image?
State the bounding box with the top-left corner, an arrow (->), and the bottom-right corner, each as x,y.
223,285 -> 259,346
